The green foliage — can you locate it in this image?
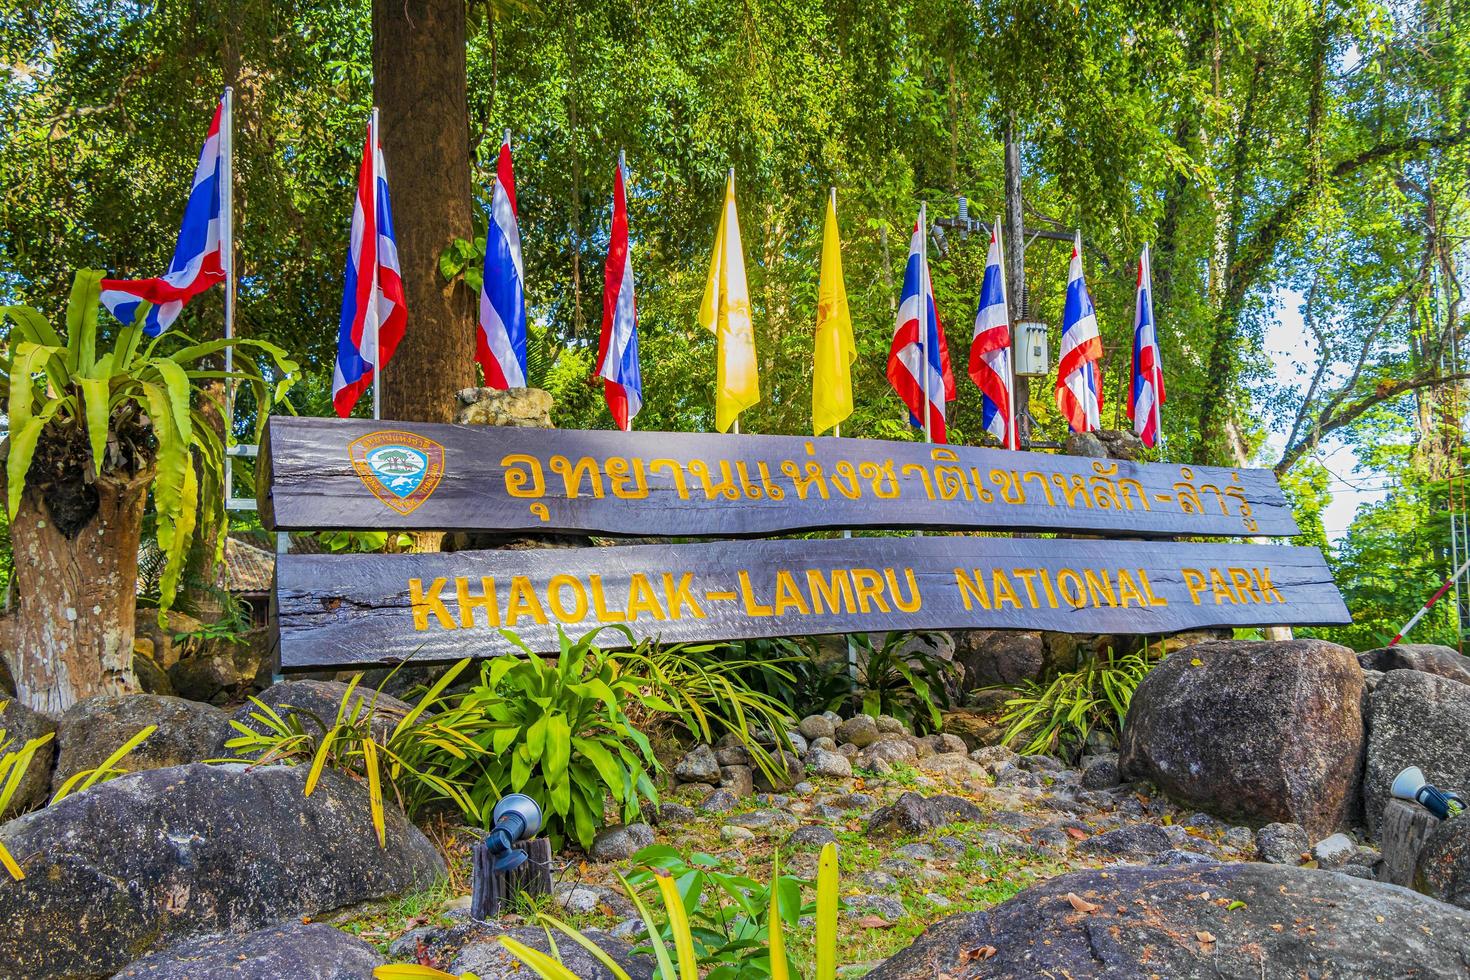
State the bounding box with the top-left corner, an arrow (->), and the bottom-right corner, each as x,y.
0,270 -> 296,612
851,631 -> 957,735
454,628 -> 664,850
224,661 -> 487,845
495,842 -> 843,980
317,530 -> 413,554
692,637 -> 853,720
50,724 -> 159,803
994,647 -> 1155,762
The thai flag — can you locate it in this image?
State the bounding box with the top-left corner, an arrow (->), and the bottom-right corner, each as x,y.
330,115 -> 407,418
477,135 -> 528,389
967,219 -> 1017,450
886,219 -> 955,442
1128,244 -> 1164,447
1055,231 -> 1102,433
596,156 -> 642,430
99,98 -> 227,336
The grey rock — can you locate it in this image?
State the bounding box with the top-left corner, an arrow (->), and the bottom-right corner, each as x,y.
786,732 -> 809,756
1313,832 -> 1358,870
975,829 -> 1026,853
1364,670 -> 1470,838
647,802 -> 695,826
224,679 -> 414,751
1148,848 -> 1220,866
1063,430 -> 1108,458
590,822 -> 656,861
799,714 -> 836,741
720,824 -> 754,842
843,893 -> 906,921
1222,825 -> 1257,851
857,870 -> 901,891
806,747 -> 853,778
792,780 -> 816,795
752,751 -> 803,793
674,744 -> 721,783
1075,823 -> 1171,857
714,743 -> 750,767
867,792 -> 983,836
0,699 -> 55,817
1081,754 -> 1121,790
855,738 -> 917,771
826,792 -> 877,811
969,744 -> 1019,771
993,765 -> 1044,788
916,752 -> 987,779
786,825 -> 838,848
953,630 -> 1059,690
1362,668 -> 1386,692
553,883 -> 605,914
895,842 -> 938,861
866,863 -> 1470,980
926,733 -> 968,755
924,892 -> 953,908
728,808 -> 798,830
451,925 -> 651,979
1017,753 -> 1065,773
115,923 -> 384,979
1336,864 -> 1378,880
810,736 -> 837,753
1359,644 -> 1470,687
454,386 -> 555,427
836,714 -> 881,748
719,763 -> 755,798
1416,812 -> 1470,910
0,763 -> 442,978
837,741 -> 859,758
875,714 -> 909,735
699,788 -> 739,813
1256,822 -> 1310,864
55,694 -> 232,786
1120,639 -> 1365,838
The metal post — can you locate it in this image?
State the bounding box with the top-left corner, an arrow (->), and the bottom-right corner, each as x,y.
917,202 -> 931,445
370,108 -> 382,421
1003,117 -> 1030,448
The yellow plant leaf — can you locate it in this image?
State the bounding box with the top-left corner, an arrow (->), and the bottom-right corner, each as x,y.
655,872 -> 699,980
0,841 -> 24,880
814,842 -> 839,980
769,853 -> 789,980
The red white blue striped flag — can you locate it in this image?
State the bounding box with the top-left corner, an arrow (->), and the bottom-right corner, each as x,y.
596,155 -> 642,430
1128,244 -> 1165,447
477,135 -> 529,389
1055,231 -> 1102,433
331,114 -> 407,417
886,218 -> 955,442
100,97 -> 227,336
967,218 -> 1017,450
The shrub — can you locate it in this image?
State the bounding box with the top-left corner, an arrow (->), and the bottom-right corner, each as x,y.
224,661 -> 488,845
994,646 -> 1156,762
851,631 -> 958,734
687,637 -> 853,720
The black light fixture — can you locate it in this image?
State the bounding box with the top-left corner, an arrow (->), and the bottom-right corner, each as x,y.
485,793 -> 543,873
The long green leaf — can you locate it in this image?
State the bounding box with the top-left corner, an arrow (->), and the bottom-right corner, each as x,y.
65,269 -> 103,378
75,376 -> 112,476
815,841 -> 839,980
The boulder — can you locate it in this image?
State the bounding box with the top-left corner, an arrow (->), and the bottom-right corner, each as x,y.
798,714 -> 835,741
855,738 -> 918,771
131,648 -> 175,696
866,863 -> 1470,979
222,679 -> 415,754
455,386 -> 555,427
1119,639 -> 1364,838
55,694 -> 233,786
673,744 -> 721,784
806,747 -> 853,778
115,922 -> 384,978
867,792 -> 983,837
0,699 -> 55,817
1364,670 -> 1470,838
1255,822 -> 1309,865
391,916 -> 651,979
589,822 -> 655,861
1359,644 -> 1470,687
0,763 -> 443,978
720,764 -> 755,797
1416,814 -> 1470,910
835,714 -> 880,748
1074,823 -> 1170,858
953,630 -> 1057,689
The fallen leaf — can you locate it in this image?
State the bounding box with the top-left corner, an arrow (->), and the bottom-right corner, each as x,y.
854,915 -> 893,929
1066,892 -> 1101,913
300,916 -> 312,924
1190,657 -> 1203,666
961,945 -> 999,961
1196,931 -> 1216,944
1065,827 -> 1089,841
1227,900 -> 1247,911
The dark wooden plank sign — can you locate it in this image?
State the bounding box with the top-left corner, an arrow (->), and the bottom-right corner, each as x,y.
275,537 -> 1348,670
259,416 -> 1298,539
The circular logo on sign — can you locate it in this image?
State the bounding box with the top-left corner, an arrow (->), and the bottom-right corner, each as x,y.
348,430 -> 446,516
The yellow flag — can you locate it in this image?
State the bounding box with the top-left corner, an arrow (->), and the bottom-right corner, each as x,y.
698,171 -> 759,432
813,190 -> 855,435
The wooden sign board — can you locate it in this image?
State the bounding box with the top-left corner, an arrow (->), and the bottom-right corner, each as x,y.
274,537 -> 1348,670
260,417 -> 1297,539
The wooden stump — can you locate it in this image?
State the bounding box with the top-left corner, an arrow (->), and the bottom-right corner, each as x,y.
1380,799 -> 1440,886
470,837 -> 554,921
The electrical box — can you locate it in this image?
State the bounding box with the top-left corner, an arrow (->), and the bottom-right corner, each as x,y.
1015,319 -> 1050,377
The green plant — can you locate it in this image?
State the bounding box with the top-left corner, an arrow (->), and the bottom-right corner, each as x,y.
225,661 -> 489,845
50,723 -> 158,803
851,631 -> 958,734
498,842 -> 842,980
452,627 -> 665,850
690,637 -> 854,719
0,268 -> 296,611
0,709 -> 55,879
994,646 -> 1156,762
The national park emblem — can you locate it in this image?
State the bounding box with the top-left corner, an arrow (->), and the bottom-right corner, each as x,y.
348,430 -> 446,516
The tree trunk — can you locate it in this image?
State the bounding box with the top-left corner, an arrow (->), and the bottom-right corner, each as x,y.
373,0 -> 476,427
5,470 -> 150,714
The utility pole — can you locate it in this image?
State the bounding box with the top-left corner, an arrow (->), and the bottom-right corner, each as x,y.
1003,115 -> 1031,447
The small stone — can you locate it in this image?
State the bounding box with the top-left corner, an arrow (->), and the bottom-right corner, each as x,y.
875,714 -> 909,735
785,732 -> 809,756
836,715 -> 881,748
786,825 -> 838,848
608,918 -> 643,939
589,823 -> 656,862
1018,753 -> 1065,773
792,781 -> 815,795
969,745 -> 1019,771
721,825 -> 755,842
807,748 -> 854,779
728,809 -> 798,830
1223,825 -> 1257,851
1081,755 -> 1121,790
895,843 -> 936,862
799,715 -> 836,741
1075,824 -> 1170,857
826,792 -> 877,812
1312,832 -> 1358,870
715,744 -> 751,767
553,883 -> 604,914
719,765 -> 755,798
1255,823 -> 1309,865
924,892 -> 952,908
867,793 -> 983,837
699,789 -> 739,814
674,744 -> 722,784
856,871 -> 900,891
842,893 -> 906,921
855,739 -> 917,771
810,736 -> 837,753
1148,848 -> 1218,866
838,742 -> 860,758
653,803 -> 695,826
994,765 -> 1045,788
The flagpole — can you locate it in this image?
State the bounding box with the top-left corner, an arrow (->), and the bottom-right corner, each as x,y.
221,87 -> 236,501
917,201 -> 931,445
729,166 -> 738,437
620,147 -> 631,433
370,107 -> 382,421
994,216 -> 1018,451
